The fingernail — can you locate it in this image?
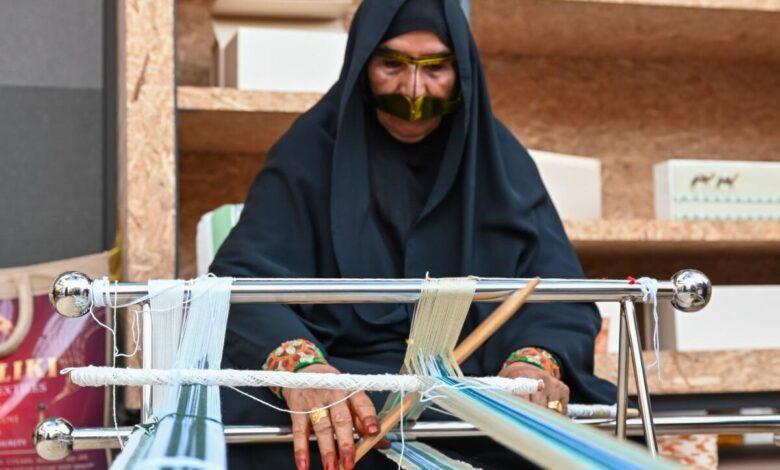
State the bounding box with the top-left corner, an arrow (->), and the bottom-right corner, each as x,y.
364,418 -> 379,435
324,453 -> 337,470
343,452 -> 355,470
295,450 -> 308,470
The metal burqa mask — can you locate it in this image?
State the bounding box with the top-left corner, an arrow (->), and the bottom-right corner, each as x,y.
371,49 -> 462,122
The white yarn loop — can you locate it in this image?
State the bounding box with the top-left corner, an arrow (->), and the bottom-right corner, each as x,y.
64,367 -> 542,395
566,404 -> 618,419
636,277 -> 662,382
227,384 -> 365,416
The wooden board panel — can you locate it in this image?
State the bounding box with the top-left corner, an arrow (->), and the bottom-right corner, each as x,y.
178,154 -> 780,282
178,109 -> 299,153
124,1 -> 177,281
472,0 -> 780,61
177,0 -> 215,87
178,86 -> 321,112
178,55 -> 780,218
484,57 -> 780,219
179,151 -> 266,278
577,241 -> 780,284
121,0 -> 177,409
177,0 -> 780,83
595,349 -> 780,394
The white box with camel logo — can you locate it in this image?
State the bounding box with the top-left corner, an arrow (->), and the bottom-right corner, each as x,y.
654,159 -> 780,221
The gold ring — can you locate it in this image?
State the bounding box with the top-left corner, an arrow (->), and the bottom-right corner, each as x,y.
547,400 -> 564,414
309,408 -> 330,426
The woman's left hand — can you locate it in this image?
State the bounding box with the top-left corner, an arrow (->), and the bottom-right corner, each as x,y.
498,362 -> 569,415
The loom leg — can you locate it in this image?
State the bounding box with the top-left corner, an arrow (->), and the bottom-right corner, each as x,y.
141,302 -> 153,423
622,300 -> 659,456
615,307 -> 629,440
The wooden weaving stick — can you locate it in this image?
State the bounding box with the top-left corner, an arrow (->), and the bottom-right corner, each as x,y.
353,277 -> 542,463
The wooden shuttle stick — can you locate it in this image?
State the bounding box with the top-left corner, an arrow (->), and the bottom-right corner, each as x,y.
353,278 -> 542,463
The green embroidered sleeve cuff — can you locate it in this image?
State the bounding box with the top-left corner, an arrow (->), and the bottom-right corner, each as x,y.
503,346 -> 561,380
262,339 -> 328,398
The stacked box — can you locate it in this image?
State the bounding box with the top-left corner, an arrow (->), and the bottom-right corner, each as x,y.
654,159 -> 780,221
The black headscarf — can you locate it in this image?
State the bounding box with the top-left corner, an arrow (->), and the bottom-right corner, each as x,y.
367,0 -> 456,275
212,0 -> 614,405
382,0 -> 452,45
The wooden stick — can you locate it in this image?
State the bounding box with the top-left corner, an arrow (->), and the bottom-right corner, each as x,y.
454,278 -> 541,364
353,278 -> 541,463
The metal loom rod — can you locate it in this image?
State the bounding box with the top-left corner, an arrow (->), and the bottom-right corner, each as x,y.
34,415 -> 780,457
49,270 -> 711,318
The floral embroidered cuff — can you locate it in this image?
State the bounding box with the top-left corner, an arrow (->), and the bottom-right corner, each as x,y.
262,339 -> 328,398
503,346 -> 561,380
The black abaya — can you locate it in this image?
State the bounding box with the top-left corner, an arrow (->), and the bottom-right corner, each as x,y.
210,0 -> 616,467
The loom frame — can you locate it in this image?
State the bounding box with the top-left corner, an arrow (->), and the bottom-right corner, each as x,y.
36,270 -> 713,462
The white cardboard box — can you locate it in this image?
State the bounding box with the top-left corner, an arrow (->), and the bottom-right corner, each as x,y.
597,302 -> 621,353
528,149 -> 602,220
599,285 -> 780,353
219,23 -> 348,93
654,159 -> 780,221
658,285 -> 780,351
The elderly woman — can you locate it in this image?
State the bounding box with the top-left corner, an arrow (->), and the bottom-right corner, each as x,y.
211,0 -> 615,469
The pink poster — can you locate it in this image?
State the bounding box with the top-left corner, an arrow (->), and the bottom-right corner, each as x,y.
0,295 -> 108,469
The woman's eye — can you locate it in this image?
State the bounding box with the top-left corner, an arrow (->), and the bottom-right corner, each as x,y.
425,64 -> 444,72
382,60 -> 403,69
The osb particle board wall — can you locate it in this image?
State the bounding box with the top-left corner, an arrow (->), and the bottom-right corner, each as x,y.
177,58 -> 780,277
180,152 -> 266,277
177,0 -> 214,86
175,0 -> 780,278
484,57 -> 780,219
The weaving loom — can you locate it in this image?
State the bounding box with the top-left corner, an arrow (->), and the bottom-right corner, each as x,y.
34,270 -> 713,468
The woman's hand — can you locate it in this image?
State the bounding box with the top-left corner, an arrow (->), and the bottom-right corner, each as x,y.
282,363 -> 379,470
498,362 -> 569,414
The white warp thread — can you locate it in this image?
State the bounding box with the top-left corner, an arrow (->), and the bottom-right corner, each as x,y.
90,276 -> 111,308
427,402 -> 620,420
65,367 -> 542,395
91,275 -> 222,312
636,277 -> 662,381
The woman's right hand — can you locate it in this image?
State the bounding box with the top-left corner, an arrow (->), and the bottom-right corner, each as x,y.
282,363 -> 380,470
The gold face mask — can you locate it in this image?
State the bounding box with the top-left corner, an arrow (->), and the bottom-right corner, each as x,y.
371,49 -> 462,122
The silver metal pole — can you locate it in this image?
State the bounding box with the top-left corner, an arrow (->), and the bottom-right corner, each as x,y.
51,270 -> 712,318
615,307 -> 629,440
623,300 -> 658,456
98,278 -> 672,305
141,303 -> 152,423
589,414 -> 780,435
55,415 -> 780,451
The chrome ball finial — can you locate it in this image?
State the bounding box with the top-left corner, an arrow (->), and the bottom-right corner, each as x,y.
49,271 -> 93,318
671,269 -> 711,312
33,417 -> 74,461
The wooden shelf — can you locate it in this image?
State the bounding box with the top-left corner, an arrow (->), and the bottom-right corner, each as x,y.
564,0 -> 780,9
565,219 -> 780,249
177,86 -> 321,153
176,88 -> 780,254
567,220 -> 780,284
595,348 -> 780,394
177,86 -> 320,113
471,0 -> 780,61
176,85 -> 780,283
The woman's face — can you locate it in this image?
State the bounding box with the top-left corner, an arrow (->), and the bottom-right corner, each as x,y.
368,31 -> 457,144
